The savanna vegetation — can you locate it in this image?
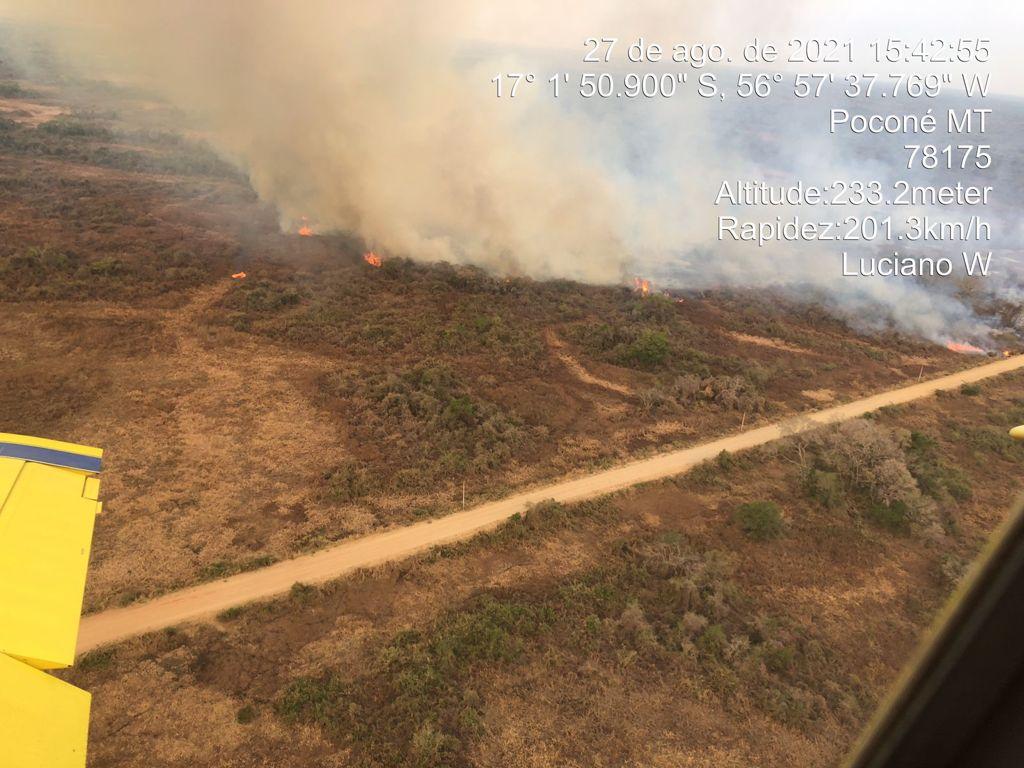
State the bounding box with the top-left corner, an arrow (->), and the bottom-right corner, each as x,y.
65,373 -> 1024,767
0,45 -> 1006,611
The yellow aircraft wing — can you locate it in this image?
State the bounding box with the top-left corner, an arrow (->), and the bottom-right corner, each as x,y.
0,433 -> 102,768
1011,425 -> 1024,441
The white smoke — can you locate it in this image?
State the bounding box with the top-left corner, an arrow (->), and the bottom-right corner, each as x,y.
1,0 -> 1019,344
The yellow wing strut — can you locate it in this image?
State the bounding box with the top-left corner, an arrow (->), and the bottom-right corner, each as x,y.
0,433 -> 102,767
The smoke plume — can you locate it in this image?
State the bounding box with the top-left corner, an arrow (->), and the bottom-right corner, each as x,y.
2,0 -> 1020,345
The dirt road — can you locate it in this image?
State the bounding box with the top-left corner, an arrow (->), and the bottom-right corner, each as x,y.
77,354 -> 1024,654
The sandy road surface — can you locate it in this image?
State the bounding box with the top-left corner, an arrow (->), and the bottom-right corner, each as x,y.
77,354 -> 1024,654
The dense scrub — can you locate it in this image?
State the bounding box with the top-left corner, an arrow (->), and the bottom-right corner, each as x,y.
319,363 -> 538,497
0,244 -> 221,300
276,509 -> 863,768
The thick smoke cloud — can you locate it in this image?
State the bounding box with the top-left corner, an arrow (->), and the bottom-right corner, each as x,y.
6,0 -> 631,283
2,1 -> 1019,345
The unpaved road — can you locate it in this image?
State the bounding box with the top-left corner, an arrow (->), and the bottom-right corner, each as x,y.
77,354 -> 1024,654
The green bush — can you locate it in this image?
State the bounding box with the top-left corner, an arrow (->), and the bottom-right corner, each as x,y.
323,460 -> 373,503
272,529 -> 836,762
276,593 -> 552,764
944,473 -> 973,502
276,675 -> 348,726
39,117 -> 114,140
698,623 -> 727,657
409,722 -> 457,768
735,501 -> 785,541
199,554 -> 276,581
805,469 -> 845,510
906,430 -> 973,502
763,643 -> 797,674
623,329 -> 669,368
240,280 -> 302,313
866,500 -> 912,533
77,648 -> 116,671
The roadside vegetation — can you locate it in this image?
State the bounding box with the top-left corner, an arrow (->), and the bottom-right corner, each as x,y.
275,530 -> 849,768
65,374 -> 1024,767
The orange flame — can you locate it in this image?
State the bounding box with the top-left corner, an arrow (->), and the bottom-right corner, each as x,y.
231,272 -> 247,279
633,277 -> 651,297
363,252 -> 383,268
1004,350 -> 1013,358
298,215 -> 314,237
946,341 -> 986,355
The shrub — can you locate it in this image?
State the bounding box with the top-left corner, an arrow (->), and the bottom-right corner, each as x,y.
865,500 -> 912,533
638,386 -> 674,416
0,81 -> 26,98
734,501 -> 785,541
672,374 -> 765,413
236,705 -> 257,724
77,648 -> 116,671
810,420 -> 923,511
522,500 -> 568,531
199,554 -> 276,581
905,430 -> 973,502
763,643 -> 797,674
276,675 -> 347,726
272,531 -> 836,762
39,117 -> 114,140
0,240 -> 221,301
944,472 -> 973,502
623,329 -> 670,368
618,600 -> 656,648
410,722 -> 457,768
678,611 -> 708,637
217,606 -> 245,622
698,623 -> 728,657
289,583 -> 317,605
239,280 -> 302,313
804,469 -> 845,510
319,363 -> 530,491
673,374 -> 703,401
323,460 -> 373,503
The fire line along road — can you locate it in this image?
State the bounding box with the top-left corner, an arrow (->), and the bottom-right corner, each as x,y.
77,354 -> 1024,654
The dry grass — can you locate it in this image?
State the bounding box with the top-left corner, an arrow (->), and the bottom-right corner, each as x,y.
63,372 -> 1024,767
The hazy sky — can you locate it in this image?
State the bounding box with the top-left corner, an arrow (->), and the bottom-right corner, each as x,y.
468,0 -> 1022,96
2,1 -> 1019,93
